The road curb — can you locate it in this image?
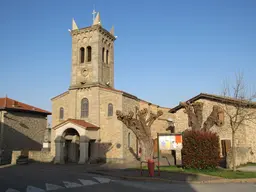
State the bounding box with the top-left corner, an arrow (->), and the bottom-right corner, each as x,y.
88,171 -> 256,184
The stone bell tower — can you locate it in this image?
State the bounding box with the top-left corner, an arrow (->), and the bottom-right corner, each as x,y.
69,12 -> 116,89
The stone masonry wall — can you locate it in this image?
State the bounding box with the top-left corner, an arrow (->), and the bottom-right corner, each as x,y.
122,96 -> 139,162
139,102 -> 176,164
51,92 -> 70,156
139,101 -> 173,138
99,88 -> 124,162
3,111 -> 47,163
173,107 -> 189,133
51,87 -> 101,156
247,114 -> 256,162
75,87 -> 100,126
173,98 -> 256,165
51,91 -> 70,127
11,150 -> 54,164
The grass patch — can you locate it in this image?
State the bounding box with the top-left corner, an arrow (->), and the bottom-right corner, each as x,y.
247,162 -> 256,166
140,166 -> 256,179
183,168 -> 256,179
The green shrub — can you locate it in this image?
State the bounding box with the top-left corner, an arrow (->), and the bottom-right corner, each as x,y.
182,130 -> 220,169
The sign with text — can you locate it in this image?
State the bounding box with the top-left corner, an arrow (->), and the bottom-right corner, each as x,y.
159,134 -> 182,150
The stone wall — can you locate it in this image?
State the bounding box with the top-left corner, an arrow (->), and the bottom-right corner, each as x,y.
245,109 -> 256,163
226,147 -> 251,168
51,91 -> 70,127
173,107 -> 189,133
122,96 -> 139,162
99,88 -> 124,161
70,25 -> 114,88
75,87 -> 100,125
151,106 -> 174,139
28,151 -> 54,163
2,111 -> 47,163
11,150 -> 54,164
173,98 -> 256,165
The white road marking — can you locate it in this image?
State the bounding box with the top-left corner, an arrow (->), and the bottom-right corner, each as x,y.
5,189 -> 20,192
63,181 -> 82,188
93,177 -> 111,184
45,183 -> 64,191
26,186 -> 45,192
78,179 -> 98,186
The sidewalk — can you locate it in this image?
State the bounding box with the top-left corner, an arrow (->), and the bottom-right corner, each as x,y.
238,166 -> 256,172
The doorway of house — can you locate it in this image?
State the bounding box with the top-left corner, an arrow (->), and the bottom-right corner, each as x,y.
62,128 -> 80,163
220,139 -> 231,168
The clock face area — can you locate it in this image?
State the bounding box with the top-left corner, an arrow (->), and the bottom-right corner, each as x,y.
81,68 -> 89,77
79,67 -> 92,84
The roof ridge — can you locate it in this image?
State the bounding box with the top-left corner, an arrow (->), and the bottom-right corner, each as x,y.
68,118 -> 99,127
169,92 -> 256,113
0,97 -> 51,115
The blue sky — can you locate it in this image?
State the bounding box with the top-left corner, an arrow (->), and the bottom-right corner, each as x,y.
0,0 -> 256,118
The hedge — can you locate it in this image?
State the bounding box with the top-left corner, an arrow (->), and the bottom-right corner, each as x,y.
182,130 -> 220,169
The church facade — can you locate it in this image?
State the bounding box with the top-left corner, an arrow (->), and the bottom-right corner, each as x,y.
50,12 -> 172,164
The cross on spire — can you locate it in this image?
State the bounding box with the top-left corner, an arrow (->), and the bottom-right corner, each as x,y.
92,8 -> 97,23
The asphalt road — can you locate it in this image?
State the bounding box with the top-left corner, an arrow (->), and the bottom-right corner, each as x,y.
0,164 -> 255,192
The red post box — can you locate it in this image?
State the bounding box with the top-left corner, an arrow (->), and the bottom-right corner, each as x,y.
147,159 -> 155,177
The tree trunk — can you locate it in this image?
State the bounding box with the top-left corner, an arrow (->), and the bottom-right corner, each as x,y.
140,139 -> 154,161
232,130 -> 236,171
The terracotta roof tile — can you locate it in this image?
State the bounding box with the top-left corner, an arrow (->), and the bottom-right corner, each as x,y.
53,118 -> 99,130
0,97 -> 51,115
169,93 -> 256,113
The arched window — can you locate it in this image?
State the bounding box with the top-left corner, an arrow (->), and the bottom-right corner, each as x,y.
87,46 -> 92,62
81,98 -> 89,118
128,133 -> 131,148
80,47 -> 85,63
59,107 -> 64,120
102,48 -> 105,62
108,103 -> 113,116
106,50 -> 109,64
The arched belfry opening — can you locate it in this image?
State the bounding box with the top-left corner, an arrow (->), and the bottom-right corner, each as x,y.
62,128 -> 80,163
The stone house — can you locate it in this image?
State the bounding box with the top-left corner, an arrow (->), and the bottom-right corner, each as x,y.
51,12 -> 173,164
169,93 -> 256,167
0,97 -> 51,164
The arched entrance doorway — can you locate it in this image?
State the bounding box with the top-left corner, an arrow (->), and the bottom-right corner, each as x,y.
62,128 -> 80,163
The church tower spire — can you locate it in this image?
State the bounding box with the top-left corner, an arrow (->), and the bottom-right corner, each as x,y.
72,18 -> 78,30
110,26 -> 114,35
93,12 -> 101,26
69,11 -> 116,89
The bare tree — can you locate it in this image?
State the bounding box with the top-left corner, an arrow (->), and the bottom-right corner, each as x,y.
116,107 -> 163,161
221,73 -> 256,171
180,102 -> 224,132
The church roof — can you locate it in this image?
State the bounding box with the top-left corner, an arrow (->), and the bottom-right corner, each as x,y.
51,85 -> 170,109
53,118 -> 99,130
0,97 -> 51,115
169,93 -> 256,113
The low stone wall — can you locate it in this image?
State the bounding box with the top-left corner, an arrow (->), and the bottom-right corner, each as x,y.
11,151 -> 22,164
11,150 -> 54,164
226,147 -> 250,168
28,151 -> 54,163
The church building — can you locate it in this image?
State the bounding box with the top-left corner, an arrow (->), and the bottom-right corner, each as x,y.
50,12 -> 172,164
